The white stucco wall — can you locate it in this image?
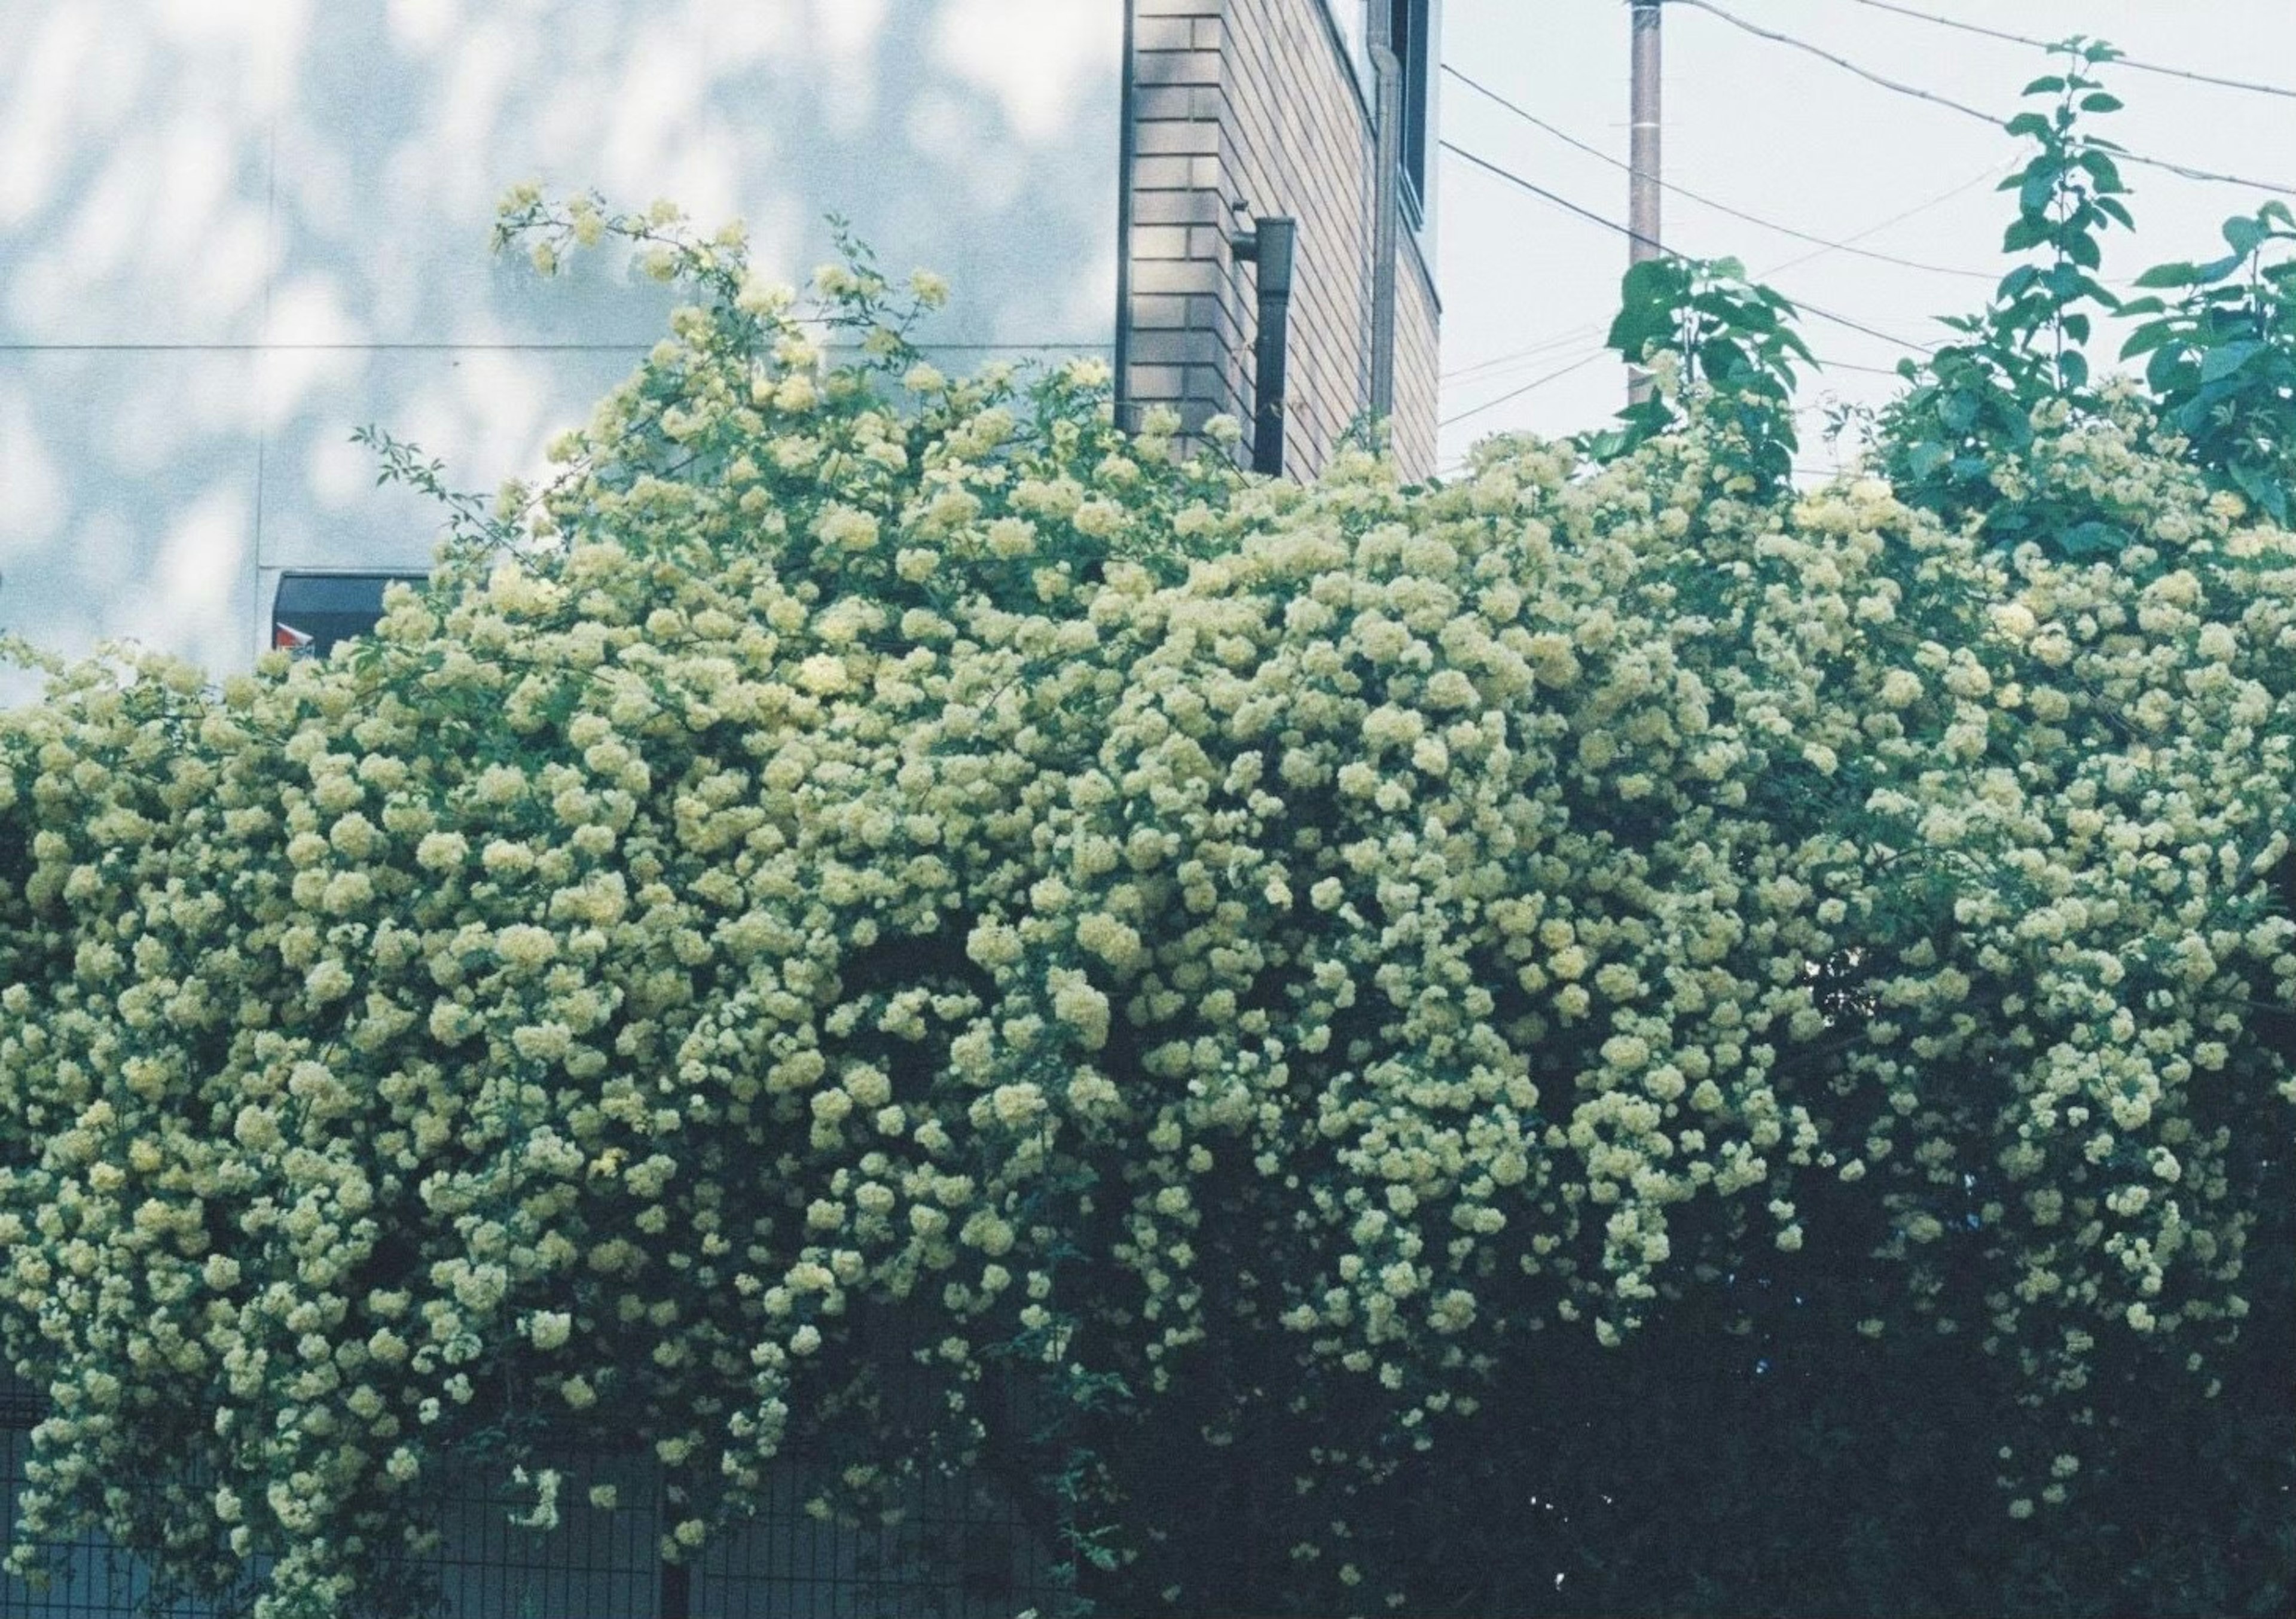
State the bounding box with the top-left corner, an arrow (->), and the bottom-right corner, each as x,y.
0,0 -> 1125,700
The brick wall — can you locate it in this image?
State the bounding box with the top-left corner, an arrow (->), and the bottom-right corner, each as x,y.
1392,233 -> 1441,478
1124,0 -> 1438,481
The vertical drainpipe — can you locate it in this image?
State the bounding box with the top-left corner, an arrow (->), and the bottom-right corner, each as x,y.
1232,217 -> 1296,476
1368,5 -> 1402,422
1113,0 -> 1138,429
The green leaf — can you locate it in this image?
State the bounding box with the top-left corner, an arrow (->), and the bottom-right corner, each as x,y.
2230,460 -> 2280,512
2132,261 -> 2200,289
1690,337 -> 1745,386
2059,521 -> 2122,557
2057,349 -> 2090,389
2068,232 -> 2102,270
2096,196 -> 2136,230
2200,339 -> 2266,382
2023,75 -> 2068,96
2020,166 -> 2060,217
2003,217 -> 2050,254
2080,92 -> 2124,113
2147,344 -> 2194,391
2224,215 -> 2268,260
2194,251 -> 2247,285
1606,305 -> 1670,362
1906,442 -> 1951,479
2005,111 -> 2052,139
2077,149 -> 2126,193
2118,319 -> 2176,359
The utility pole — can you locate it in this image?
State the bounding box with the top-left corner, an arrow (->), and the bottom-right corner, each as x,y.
1628,0 -> 1663,404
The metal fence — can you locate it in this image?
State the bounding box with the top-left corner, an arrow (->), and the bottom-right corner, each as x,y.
1,1392 -> 1055,1619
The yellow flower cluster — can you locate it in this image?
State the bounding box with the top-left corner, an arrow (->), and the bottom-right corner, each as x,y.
0,196 -> 2288,1613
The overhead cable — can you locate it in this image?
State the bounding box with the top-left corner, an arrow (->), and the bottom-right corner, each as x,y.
1443,160 -> 2008,385
1757,163 -> 2012,279
1846,0 -> 2296,102
1444,63 -> 1997,280
1440,347 -> 1613,428
1439,140 -> 1938,355
1666,0 -> 1997,124
1443,320 -> 1607,381
1668,0 -> 2296,197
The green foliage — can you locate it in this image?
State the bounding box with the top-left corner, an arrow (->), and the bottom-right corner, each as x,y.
2119,202 -> 2296,523
1877,36 -> 2134,550
1584,254 -> 1812,498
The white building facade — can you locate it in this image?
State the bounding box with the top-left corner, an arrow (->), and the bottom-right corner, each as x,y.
0,1 -> 1439,703
0,0 -> 1131,702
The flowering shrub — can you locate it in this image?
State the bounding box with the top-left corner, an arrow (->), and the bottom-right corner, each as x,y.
1,193 -> 2291,1616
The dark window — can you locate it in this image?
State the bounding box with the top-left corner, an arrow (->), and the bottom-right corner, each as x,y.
1390,0 -> 1431,226
270,572 -> 426,658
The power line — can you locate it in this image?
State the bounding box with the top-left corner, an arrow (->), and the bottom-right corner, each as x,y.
1747,159 -> 2136,289
1439,139 -> 1938,354
1669,0 -> 2296,199
1441,347 -> 1612,428
1667,0 -> 1996,123
1443,320 -> 1605,381
1443,139 -> 1666,250
1757,162 -> 2011,279
1443,161 -> 2007,386
1444,63 -> 1997,281
1846,0 -> 2296,102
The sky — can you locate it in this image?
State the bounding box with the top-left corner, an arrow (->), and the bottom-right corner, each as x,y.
1433,0 -> 2296,478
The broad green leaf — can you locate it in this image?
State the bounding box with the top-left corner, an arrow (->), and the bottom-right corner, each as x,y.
2118,320 -> 2176,359
2096,196 -> 2136,230
2147,344 -> 2194,391
2132,262 -> 2200,289
2194,251 -> 2247,285
2077,150 -> 2126,193
2200,339 -> 2266,383
2225,215 -> 2268,260
1696,337 -> 1750,386
2023,75 -> 2068,96
2080,92 -> 2124,114
2003,217 -> 2050,254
